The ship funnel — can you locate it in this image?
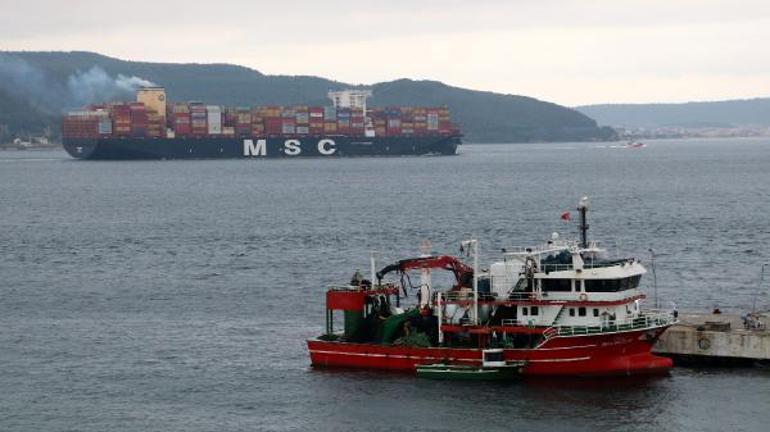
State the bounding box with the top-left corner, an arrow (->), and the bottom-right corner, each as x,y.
136,87 -> 166,119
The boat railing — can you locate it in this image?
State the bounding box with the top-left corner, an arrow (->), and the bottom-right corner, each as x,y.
540,259 -> 632,274
500,319 -> 524,327
327,283 -> 400,293
327,284 -> 360,292
443,291 -> 499,302
503,240 -> 605,257
444,291 -> 474,302
503,240 -> 578,255
540,263 -> 574,273
542,312 -> 675,339
507,291 -> 535,300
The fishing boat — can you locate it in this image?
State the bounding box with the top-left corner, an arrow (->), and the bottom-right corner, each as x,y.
307,198 -> 676,377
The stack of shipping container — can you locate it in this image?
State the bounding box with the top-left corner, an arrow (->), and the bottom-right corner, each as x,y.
61,110 -> 107,139
129,103 -> 147,138
111,104 -> 131,137
309,107 -> 324,135
236,108 -> 251,137
189,103 -> 207,136
63,100 -> 458,140
171,103 -> 191,137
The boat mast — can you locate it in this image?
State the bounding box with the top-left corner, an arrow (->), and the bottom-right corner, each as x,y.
370,251 -> 377,287
437,292 -> 444,344
578,196 -> 590,249
419,240 -> 432,308
462,239 -> 480,324
649,248 -> 658,309
474,240 -> 479,324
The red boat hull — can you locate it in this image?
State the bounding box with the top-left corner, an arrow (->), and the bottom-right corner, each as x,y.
308,326 -> 672,377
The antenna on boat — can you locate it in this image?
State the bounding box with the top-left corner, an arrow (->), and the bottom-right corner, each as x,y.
752,263 -> 767,314
578,196 -> 590,249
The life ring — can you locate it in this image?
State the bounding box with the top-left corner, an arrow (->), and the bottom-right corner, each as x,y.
578,293 -> 588,302
698,337 -> 711,350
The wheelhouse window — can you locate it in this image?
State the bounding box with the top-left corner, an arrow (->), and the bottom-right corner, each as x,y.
522,307 -> 528,316
578,307 -> 587,317
569,308 -> 575,317
593,309 -> 599,317
531,306 -> 539,316
585,275 -> 642,292
542,278 -> 572,292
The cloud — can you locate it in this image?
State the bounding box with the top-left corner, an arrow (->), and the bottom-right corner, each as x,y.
2,0 -> 770,104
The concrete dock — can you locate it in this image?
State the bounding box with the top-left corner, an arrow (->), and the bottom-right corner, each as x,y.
654,312 -> 770,366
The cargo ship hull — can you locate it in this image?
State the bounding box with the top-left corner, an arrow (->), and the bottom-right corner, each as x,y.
63,135 -> 461,160
308,325 -> 672,377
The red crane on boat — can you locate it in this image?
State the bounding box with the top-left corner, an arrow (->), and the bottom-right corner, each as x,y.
376,255 -> 473,288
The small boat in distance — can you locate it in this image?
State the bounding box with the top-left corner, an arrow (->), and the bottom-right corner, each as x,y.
624,141 -> 646,149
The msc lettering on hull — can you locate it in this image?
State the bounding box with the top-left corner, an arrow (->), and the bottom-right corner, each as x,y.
243,139 -> 336,157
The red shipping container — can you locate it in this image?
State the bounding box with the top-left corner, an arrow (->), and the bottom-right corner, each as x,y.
264,117 -> 282,135
175,124 -> 191,136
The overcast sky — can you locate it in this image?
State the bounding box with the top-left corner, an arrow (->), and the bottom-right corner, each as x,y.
2,0 -> 769,106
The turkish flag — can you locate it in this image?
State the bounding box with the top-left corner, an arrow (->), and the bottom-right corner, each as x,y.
560,211 -> 571,221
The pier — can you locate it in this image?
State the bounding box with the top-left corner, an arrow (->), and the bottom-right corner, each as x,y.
654,312 -> 770,365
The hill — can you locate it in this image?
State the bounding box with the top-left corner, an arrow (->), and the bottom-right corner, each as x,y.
576,99 -> 770,128
0,51 -> 615,143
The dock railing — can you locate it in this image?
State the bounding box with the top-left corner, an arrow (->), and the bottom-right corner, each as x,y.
543,312 -> 676,339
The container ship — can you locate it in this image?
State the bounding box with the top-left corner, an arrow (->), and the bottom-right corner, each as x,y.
61,88 -> 462,160
307,198 -> 677,377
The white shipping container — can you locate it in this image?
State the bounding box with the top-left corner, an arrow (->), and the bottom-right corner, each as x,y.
98,119 -> 112,134
207,106 -> 222,135
69,110 -> 109,118
427,113 -> 439,130
387,119 -> 401,128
